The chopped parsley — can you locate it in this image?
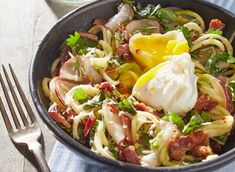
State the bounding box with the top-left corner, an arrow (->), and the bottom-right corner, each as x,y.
162,112 -> 185,131
183,110 -> 211,134
66,31 -> 97,55
206,53 -> 235,76
118,98 -> 136,114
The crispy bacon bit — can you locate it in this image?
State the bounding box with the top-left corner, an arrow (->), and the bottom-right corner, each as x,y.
218,76 -> 235,113
194,94 -> 218,112
168,130 -> 212,161
98,82 -> 111,89
93,18 -> 108,26
191,32 -> 199,41
135,48 -> 141,54
48,104 -> 71,128
107,104 -> 120,114
116,44 -> 131,60
79,32 -> 98,41
83,116 -> 96,138
117,24 -> 132,41
120,146 -> 140,164
62,108 -> 76,123
119,112 -> 132,144
209,19 -> 225,31
134,102 -> 147,111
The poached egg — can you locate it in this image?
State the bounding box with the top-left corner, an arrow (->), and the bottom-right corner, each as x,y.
132,53 -> 198,116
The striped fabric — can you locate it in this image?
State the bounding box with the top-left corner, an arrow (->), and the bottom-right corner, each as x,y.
48,1 -> 235,172
208,0 -> 235,13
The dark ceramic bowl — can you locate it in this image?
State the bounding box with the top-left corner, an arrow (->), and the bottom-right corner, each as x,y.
29,0 -> 235,171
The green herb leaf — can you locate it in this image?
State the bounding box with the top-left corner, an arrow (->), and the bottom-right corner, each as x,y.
108,138 -> 119,159
123,0 -> 133,4
78,48 -> 88,55
162,112 -> 185,130
83,90 -> 106,110
228,80 -> 235,101
73,88 -> 88,104
66,31 -> 80,47
66,31 -> 97,54
206,53 -> 235,76
118,98 -> 136,114
180,26 -> 193,45
108,55 -> 125,67
155,8 -> 176,23
183,111 -> 211,134
183,111 -> 204,134
207,29 -> 223,35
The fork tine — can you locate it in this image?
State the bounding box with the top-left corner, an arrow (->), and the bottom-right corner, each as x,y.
2,65 -> 29,126
8,64 -> 37,123
0,96 -> 13,132
0,73 -> 21,129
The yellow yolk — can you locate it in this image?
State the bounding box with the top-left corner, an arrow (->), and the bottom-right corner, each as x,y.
129,31 -> 189,70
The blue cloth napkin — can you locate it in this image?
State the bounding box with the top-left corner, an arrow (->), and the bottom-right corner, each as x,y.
49,0 -> 235,171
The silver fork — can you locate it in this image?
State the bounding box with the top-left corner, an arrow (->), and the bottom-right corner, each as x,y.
0,64 -> 50,172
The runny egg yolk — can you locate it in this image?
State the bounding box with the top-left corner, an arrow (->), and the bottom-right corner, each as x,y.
129,31 -> 189,70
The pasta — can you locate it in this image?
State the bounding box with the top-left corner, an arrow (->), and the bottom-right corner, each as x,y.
43,0 -> 235,167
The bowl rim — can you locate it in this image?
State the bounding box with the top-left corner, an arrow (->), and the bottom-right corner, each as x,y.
29,0 -> 235,171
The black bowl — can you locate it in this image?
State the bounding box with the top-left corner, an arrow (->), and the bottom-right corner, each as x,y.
29,0 -> 235,171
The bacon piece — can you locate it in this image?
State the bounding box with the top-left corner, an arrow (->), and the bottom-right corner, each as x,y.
93,18 -> 108,25
117,24 -> 132,41
116,44 -> 131,60
119,112 -> 132,144
48,104 -> 71,128
62,109 -> 76,123
218,76 -> 235,113
83,116 -> 96,138
194,94 -> 218,112
134,102 -> 147,111
107,104 -> 119,114
79,32 -> 98,41
209,19 -> 225,31
120,146 -> 140,164
98,82 -> 112,90
168,130 -> 212,161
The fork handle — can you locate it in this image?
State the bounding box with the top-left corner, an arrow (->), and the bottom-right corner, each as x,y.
28,141 -> 50,172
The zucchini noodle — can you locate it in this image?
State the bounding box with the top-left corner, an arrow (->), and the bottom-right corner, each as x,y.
175,10 -> 205,31
191,38 -> 225,52
184,22 -> 203,34
201,116 -> 234,137
99,70 -> 119,86
92,120 -> 114,159
191,34 -> 233,55
131,111 -> 159,142
51,57 -> 61,76
198,74 -> 226,107
88,25 -> 113,46
72,111 -> 94,140
42,77 -> 51,98
90,40 -> 113,69
65,85 -> 99,114
209,105 -> 231,120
